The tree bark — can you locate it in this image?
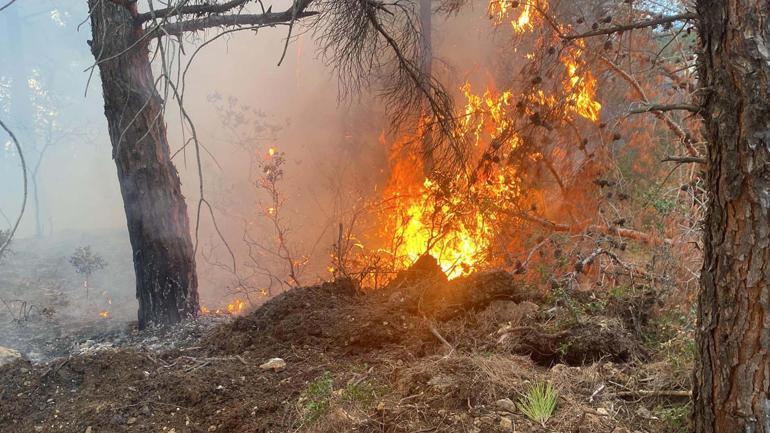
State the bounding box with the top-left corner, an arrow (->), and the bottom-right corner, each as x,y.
88,0 -> 199,328
694,1 -> 770,432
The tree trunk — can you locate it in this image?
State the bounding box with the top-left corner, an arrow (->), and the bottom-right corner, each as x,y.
88,0 -> 199,328
694,1 -> 770,432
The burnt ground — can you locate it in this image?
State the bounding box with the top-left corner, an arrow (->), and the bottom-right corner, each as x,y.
0,258 -> 693,433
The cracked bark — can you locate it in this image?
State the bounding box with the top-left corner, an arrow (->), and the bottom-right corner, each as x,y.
694,1 -> 770,432
88,0 -> 198,328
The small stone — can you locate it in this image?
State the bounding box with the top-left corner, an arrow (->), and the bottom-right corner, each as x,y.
596,407 -> 610,416
85,427 -> 92,433
126,417 -> 137,425
259,358 -> 286,371
208,426 -> 217,432
0,347 -> 22,367
495,398 -> 517,413
34,427 -> 43,432
499,416 -> 514,431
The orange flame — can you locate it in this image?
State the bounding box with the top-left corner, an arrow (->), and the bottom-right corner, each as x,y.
380,83 -> 524,279
489,0 -> 546,33
199,299 -> 247,316
99,311 -> 110,319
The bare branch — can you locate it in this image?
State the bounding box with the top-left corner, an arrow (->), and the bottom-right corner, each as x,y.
599,55 -> 701,157
630,103 -> 701,114
562,12 -> 697,40
154,9 -> 318,37
662,155 -> 707,164
137,0 -> 251,23
0,119 -> 28,259
0,0 -> 17,12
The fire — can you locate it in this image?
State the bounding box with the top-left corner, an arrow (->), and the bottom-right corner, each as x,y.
268,146 -> 276,157
380,84 -> 524,279
488,0 -> 601,122
369,1 -> 601,282
226,299 -> 246,315
489,0 -> 546,33
562,43 -> 602,121
99,311 -> 109,319
199,299 -> 247,315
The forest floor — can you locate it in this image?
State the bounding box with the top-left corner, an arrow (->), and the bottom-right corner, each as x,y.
0,256 -> 694,433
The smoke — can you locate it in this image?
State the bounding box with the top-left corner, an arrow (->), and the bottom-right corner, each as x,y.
0,0 -> 550,318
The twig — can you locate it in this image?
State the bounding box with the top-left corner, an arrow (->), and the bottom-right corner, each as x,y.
610,390 -> 691,399
423,315 -> 454,357
0,0 -> 17,12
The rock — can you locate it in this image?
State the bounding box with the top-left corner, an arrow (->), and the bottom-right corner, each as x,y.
85,427 -> 92,433
499,416 -> 514,431
259,358 -> 286,371
495,398 -> 517,413
126,417 -> 137,425
427,374 -> 454,390
596,407 -> 610,416
0,346 -> 22,367
635,406 -> 657,420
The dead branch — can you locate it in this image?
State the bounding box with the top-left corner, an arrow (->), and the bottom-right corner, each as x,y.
610,390 -> 692,399
0,0 -> 17,12
137,0 -> 252,22
424,315 -> 454,356
598,55 -> 700,157
574,247 -> 624,273
516,212 -> 673,246
562,12 -> 697,40
629,103 -> 701,114
662,155 -> 707,164
0,119 -> 27,259
156,9 -> 319,37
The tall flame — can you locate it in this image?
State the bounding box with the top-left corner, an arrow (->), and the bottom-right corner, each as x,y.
376,1 -> 601,280
380,83 -> 524,279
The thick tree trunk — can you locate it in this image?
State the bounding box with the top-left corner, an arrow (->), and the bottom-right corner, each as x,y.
694,1 -> 770,432
88,0 -> 199,328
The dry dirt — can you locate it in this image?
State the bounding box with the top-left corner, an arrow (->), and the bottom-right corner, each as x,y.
0,258 -> 692,433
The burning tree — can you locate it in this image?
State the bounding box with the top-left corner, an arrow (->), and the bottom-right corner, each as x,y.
388,1 -> 766,431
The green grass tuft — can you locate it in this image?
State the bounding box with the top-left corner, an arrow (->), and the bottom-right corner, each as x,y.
517,382 -> 558,427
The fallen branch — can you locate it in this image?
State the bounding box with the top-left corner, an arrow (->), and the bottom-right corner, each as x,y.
662,155 -> 706,164
610,390 -> 692,399
424,315 -> 454,357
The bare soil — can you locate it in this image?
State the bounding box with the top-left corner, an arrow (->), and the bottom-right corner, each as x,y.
0,258 -> 691,433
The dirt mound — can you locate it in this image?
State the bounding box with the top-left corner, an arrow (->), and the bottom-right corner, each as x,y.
0,261 -> 680,433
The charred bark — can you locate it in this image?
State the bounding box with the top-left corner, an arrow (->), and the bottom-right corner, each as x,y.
88,0 -> 198,328
694,1 -> 770,432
